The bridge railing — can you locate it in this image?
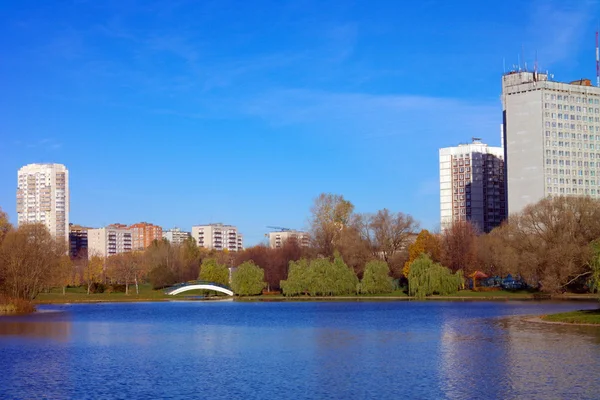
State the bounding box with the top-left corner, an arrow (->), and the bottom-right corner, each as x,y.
164,280 -> 232,293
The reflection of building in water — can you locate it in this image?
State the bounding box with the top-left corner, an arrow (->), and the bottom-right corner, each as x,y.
438,317 -> 511,399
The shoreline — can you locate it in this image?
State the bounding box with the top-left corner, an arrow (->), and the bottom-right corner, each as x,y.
525,316 -> 600,327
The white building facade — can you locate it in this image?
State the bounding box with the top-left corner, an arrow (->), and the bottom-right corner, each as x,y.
191,223 -> 243,251
87,226 -> 133,258
162,227 -> 191,245
17,163 -> 69,244
440,139 -> 506,233
267,230 -> 310,249
502,71 -> 600,214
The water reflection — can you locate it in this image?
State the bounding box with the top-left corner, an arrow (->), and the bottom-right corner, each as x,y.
0,312 -> 71,341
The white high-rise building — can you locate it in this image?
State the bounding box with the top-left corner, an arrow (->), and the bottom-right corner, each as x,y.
502,71 -> 600,214
162,227 -> 191,246
17,163 -> 69,244
267,230 -> 310,249
87,225 -> 133,258
191,223 -> 243,251
439,139 -> 506,233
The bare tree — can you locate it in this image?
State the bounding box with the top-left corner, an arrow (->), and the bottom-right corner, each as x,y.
366,209 -> 419,263
440,221 -> 478,274
309,193 -> 354,257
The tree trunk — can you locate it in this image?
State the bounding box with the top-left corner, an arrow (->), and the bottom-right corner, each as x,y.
62,285 -> 66,295
125,281 -> 129,295
87,282 -> 91,295
135,276 -> 139,295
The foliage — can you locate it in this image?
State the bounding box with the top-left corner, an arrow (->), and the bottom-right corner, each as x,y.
280,259 -> 311,296
148,264 -> 177,290
199,258 -> 229,286
310,193 -> 354,257
360,260 -> 393,294
408,254 -> 463,299
0,223 -> 64,300
84,256 -> 105,295
440,220 -> 478,274
231,261 -> 266,295
280,255 -> 358,296
0,295 -> 35,314
403,230 -> 440,278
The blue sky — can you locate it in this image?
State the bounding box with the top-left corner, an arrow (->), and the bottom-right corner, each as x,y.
1,0 -> 599,245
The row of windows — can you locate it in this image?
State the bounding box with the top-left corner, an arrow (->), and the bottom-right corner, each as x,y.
545,150 -> 600,158
547,168 -> 597,176
544,94 -> 599,104
547,187 -> 597,195
545,132 -> 599,140
546,141 -> 598,149
545,121 -> 600,131
547,177 -> 599,185
544,104 -> 599,113
546,160 -> 597,167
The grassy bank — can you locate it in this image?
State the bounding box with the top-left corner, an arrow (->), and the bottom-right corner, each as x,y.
541,309 -> 600,325
32,286 -> 593,305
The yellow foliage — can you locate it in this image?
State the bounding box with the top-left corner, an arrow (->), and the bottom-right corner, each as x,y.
403,230 -> 439,277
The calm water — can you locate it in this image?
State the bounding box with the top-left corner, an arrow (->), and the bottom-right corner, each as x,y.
1,300 -> 599,400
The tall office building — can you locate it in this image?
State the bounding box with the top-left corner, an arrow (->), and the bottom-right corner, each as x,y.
502,71 -> 600,214
267,230 -> 310,249
129,222 -> 162,250
439,139 -> 506,233
17,163 -> 69,244
162,227 -> 191,245
191,223 -> 243,251
87,225 -> 133,258
69,223 -> 92,258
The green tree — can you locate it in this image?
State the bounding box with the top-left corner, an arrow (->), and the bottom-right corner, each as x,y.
280,259 -> 311,296
329,253 -> 358,295
408,254 -> 462,299
231,261 -> 266,295
199,258 -> 229,286
360,260 -> 393,294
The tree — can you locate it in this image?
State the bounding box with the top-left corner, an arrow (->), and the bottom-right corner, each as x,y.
280,259 -> 311,296
408,254 -> 463,299
231,261 -> 266,295
180,237 -> 201,282
503,196 -> 600,292
0,207 -> 12,245
440,221 -> 478,274
310,193 -> 354,257
366,209 -> 419,263
0,223 -> 63,300
54,255 -> 74,295
361,260 -> 393,294
199,258 -> 229,286
107,253 -> 142,295
84,255 -> 105,295
403,229 -> 440,278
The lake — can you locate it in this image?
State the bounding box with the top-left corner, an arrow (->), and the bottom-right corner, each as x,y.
1,300 -> 599,400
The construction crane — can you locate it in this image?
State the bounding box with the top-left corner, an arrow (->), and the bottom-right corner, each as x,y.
266,226 -> 293,232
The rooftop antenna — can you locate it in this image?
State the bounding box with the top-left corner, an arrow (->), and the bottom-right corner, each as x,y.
522,44 -> 527,72
517,53 -> 521,71
596,29 -> 600,87
534,50 -> 538,82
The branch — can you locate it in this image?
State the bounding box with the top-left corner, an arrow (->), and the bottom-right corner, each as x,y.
561,271 -> 592,287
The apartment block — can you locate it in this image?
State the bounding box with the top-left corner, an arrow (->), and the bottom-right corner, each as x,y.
69,223 -> 92,258
129,222 -> 162,250
502,71 -> 600,214
162,227 -> 191,245
440,139 -> 506,233
87,225 -> 133,258
267,230 -> 310,249
17,163 -> 69,244
191,223 -> 243,251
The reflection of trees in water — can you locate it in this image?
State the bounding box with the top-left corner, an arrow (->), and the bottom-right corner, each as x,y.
0,318 -> 71,341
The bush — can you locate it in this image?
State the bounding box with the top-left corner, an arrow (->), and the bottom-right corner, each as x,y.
231,261 -> 266,296
88,282 -> 106,294
0,296 -> 35,314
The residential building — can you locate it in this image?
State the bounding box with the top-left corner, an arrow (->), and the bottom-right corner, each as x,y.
191,223 -> 243,251
16,163 -> 69,244
69,223 -> 91,258
129,222 -> 162,250
502,71 -> 600,214
267,229 -> 310,248
162,227 -> 191,245
439,138 -> 506,233
87,225 -> 132,258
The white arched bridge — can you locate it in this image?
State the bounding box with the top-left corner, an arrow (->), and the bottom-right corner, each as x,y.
164,280 -> 234,296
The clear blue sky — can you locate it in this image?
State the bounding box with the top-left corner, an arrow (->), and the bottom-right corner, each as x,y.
1,0 -> 599,245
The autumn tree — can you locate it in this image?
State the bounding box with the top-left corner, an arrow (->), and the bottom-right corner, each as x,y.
84,255 -> 105,295
502,196 -> 600,292
54,255 -> 74,295
440,220 -> 478,274
0,207 -> 11,245
403,229 -> 441,278
310,193 -> 354,257
231,261 -> 266,295
107,252 -> 143,295
360,260 -> 393,294
365,209 -> 418,263
0,223 -> 63,300
199,258 -> 230,286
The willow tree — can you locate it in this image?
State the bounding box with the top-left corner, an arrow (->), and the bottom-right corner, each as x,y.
199,258 -> 229,286
408,254 -> 463,299
328,254 -> 359,295
280,259 -> 310,296
360,260 -> 393,294
231,261 -> 266,296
